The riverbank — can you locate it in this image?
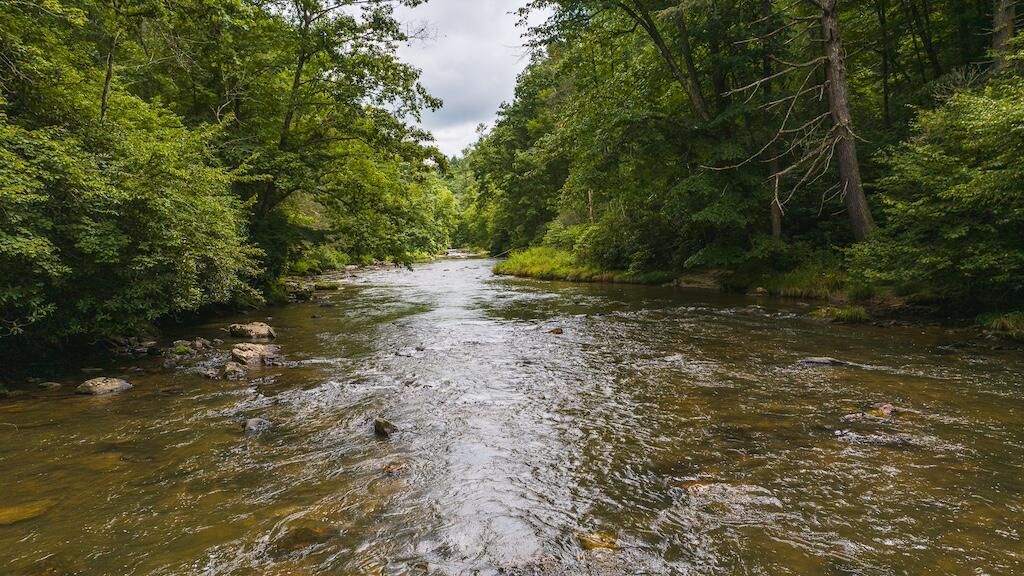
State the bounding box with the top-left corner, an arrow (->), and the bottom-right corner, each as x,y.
494,247 -> 1024,340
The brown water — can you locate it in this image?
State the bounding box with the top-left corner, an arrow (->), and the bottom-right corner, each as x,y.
2,258 -> 1023,575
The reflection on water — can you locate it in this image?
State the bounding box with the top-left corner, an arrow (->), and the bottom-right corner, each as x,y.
1,259 -> 1022,575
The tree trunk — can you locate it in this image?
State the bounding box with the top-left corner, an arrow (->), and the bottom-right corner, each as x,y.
762,0 -> 783,238
906,0 -> 943,77
671,7 -> 711,121
623,4 -> 710,121
100,33 -> 118,123
992,0 -> 1016,70
279,48 -> 308,151
875,0 -> 892,126
771,188 -> 784,239
820,0 -> 876,241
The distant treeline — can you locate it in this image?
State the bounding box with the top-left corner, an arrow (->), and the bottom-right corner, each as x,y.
452,0 -> 1023,315
1,0 -> 458,358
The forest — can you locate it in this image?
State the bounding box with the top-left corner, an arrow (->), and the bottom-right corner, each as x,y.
0,0 -> 459,360
2,0 -> 1022,362
453,0 -> 1023,331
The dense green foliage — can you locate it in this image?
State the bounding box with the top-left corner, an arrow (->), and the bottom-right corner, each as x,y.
1,0 -> 456,354
454,0 -> 1022,314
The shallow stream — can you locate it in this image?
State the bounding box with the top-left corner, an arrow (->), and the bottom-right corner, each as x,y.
1,258 -> 1022,575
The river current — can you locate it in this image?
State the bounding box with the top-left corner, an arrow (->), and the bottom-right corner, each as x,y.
1,258 -> 1022,575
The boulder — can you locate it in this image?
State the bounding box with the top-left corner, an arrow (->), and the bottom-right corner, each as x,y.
244,418 -> 273,436
231,343 -> 283,365
578,532 -> 618,551
229,322 -> 276,340
373,416 -> 397,438
223,362 -> 247,381
76,377 -> 133,396
549,327 -> 564,335
285,281 -> 314,302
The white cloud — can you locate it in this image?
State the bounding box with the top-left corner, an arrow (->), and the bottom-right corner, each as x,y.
393,0 -> 545,157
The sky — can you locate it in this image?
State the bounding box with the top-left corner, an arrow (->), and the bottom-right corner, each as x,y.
392,0 -> 545,157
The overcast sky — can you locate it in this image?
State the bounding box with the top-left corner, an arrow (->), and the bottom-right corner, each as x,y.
393,1 -> 544,157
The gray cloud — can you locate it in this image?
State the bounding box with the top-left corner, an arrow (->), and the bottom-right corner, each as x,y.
393,0 -> 543,156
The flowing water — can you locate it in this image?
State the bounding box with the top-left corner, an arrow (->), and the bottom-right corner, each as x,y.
1,258 -> 1023,575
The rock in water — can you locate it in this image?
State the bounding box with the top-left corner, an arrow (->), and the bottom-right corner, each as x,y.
229,322 -> 276,340
244,418 -> 273,436
796,357 -> 849,368
222,361 -> 247,380
549,327 -> 564,335
76,377 -> 133,396
578,532 -> 618,551
231,343 -> 283,365
0,500 -> 56,525
373,416 -> 397,438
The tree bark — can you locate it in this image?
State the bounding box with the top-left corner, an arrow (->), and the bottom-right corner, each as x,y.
875,0 -> 892,126
820,0 -> 876,241
762,0 -> 783,238
992,0 -> 1016,70
100,33 -> 118,123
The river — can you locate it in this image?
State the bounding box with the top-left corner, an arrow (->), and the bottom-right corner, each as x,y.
1,258 -> 1022,575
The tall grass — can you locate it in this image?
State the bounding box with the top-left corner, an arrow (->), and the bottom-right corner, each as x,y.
978,312 -> 1024,340
494,247 -> 675,285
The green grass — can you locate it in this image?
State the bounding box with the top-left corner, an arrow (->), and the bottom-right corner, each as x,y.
760,260 -> 847,300
978,312 -> 1024,341
494,247 -> 676,285
810,306 -> 870,323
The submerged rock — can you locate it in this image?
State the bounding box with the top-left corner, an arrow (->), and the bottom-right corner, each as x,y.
373,416 -> 397,438
383,460 -> 409,476
244,418 -> 273,436
834,429 -> 915,446
578,532 -> 618,551
38,382 -> 62,390
222,361 -> 247,381
268,521 -> 335,560
796,357 -> 852,368
231,343 -> 283,366
76,377 -> 133,396
0,499 -> 56,526
314,282 -> 340,291
229,322 -> 276,340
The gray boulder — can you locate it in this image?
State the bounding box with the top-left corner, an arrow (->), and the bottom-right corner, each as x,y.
244,418 -> 273,436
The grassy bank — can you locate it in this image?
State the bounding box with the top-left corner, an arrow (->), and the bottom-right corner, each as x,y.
494,247 -> 676,285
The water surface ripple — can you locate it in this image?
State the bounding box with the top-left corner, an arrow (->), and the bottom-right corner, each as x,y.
2,259 -> 1022,575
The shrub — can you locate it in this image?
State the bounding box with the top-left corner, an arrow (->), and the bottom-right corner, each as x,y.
978,312 -> 1024,341
810,306 -> 870,323
848,76 -> 1024,310
0,99 -> 260,351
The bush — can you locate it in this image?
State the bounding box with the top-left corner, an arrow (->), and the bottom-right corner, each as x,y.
494,247 -> 674,284
760,255 -> 847,300
849,76 -> 1024,310
810,306 -> 870,323
978,312 -> 1024,340
0,99 -> 260,350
